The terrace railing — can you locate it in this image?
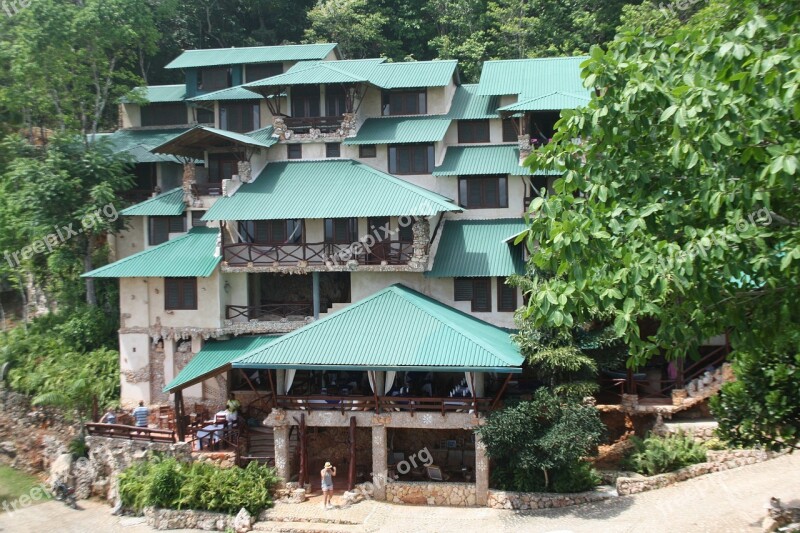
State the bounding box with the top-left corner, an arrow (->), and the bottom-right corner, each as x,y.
273,395 -> 494,415
223,241 -> 413,267
226,302 -> 313,321
283,115 -> 342,133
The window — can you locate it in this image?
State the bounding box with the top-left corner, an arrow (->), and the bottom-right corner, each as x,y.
326,143 -> 341,158
149,215 -> 185,246
165,278 -> 197,310
458,176 -> 508,209
502,118 -> 517,142
287,144 -> 302,159
246,63 -> 283,83
324,218 -> 358,243
359,145 -> 376,158
191,211 -> 207,227
382,89 -> 427,116
220,101 -> 260,133
291,86 -> 320,118
497,277 -> 517,312
398,218 -> 414,242
198,67 -> 231,92
457,120 -> 490,143
388,144 -> 434,175
238,220 -> 302,244
195,107 -> 214,124
454,278 -> 491,312
141,103 -> 187,127
208,154 -> 238,183
325,85 -> 347,116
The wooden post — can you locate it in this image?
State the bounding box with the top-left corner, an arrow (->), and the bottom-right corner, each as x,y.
348,416 -> 356,490
370,371 -> 381,414
174,390 -> 186,442
312,272 -> 320,319
468,372 -> 478,415
266,368 -> 278,408
298,414 -> 307,487
490,373 -> 513,411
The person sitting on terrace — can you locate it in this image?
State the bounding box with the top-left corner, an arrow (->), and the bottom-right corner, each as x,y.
225,393 -> 241,423
100,407 -> 117,424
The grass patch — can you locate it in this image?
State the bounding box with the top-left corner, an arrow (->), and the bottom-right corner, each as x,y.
0,466 -> 47,507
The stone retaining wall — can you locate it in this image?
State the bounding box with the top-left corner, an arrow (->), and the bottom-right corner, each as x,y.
144,506 -> 254,532
487,487 -> 615,510
192,451 -> 238,469
385,481 -> 477,506
616,449 -> 777,496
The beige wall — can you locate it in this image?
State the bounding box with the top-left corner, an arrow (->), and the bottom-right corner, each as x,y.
119,332 -> 151,404
350,271 -> 519,329
120,103 -> 140,129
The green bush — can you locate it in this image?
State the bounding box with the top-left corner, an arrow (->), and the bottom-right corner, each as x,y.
623,433 -> 708,476
491,460 -> 601,494
118,456 -> 279,515
68,435 -> 88,459
551,461 -> 602,493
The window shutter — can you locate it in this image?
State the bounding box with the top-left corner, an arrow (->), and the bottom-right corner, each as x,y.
388,146 -> 397,173
467,179 -> 483,208
167,216 -> 185,233
498,277 -> 517,311
150,217 -> 169,245
502,118 -> 516,142
473,278 -> 491,311
499,177 -> 508,207
270,220 -> 287,242
165,279 -> 180,309
454,278 -> 473,301
182,279 -> 197,309
485,177 -> 499,206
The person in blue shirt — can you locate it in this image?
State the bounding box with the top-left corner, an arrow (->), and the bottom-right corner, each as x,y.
99,407 -> 117,424
132,401 -> 149,428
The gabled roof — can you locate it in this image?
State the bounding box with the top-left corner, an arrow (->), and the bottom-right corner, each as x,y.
165,43 -> 338,69
433,145 -> 533,176
164,336 -> 279,392
120,188 -> 186,216
188,85 -> 266,102
497,91 -> 590,112
245,125 -> 277,145
427,219 -> 528,278
447,84 -> 499,120
101,128 -> 190,164
121,84 -> 186,103
477,56 -> 590,102
244,58 -> 457,90
342,116 -> 451,145
232,284 -> 523,372
82,227 -> 220,278
202,159 -> 460,221
152,125 -> 278,159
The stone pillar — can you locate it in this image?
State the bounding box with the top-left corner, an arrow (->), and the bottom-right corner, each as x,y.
408,218 -> 430,268
340,113 -> 357,137
182,162 -> 196,198
237,160 -> 252,182
518,134 -> 531,161
374,372 -> 386,398
474,433 -> 489,506
371,425 -> 388,501
273,425 -> 291,484
273,117 -> 287,140
671,388 -> 687,407
163,338 -> 176,399
621,393 -> 639,410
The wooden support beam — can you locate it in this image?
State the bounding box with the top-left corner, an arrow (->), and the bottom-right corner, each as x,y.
348,416 -> 356,491
370,371 -> 381,414
490,373 -> 513,411
298,414 -> 307,487
266,368 -> 278,408
469,372 -> 478,415
174,390 -> 186,442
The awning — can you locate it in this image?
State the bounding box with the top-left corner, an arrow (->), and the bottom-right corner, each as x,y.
120,188 -> 185,216
152,126 -> 277,160
427,218 -> 528,278
433,145 -> 533,176
232,284 -> 523,373
343,116 -> 451,145
163,335 -> 279,393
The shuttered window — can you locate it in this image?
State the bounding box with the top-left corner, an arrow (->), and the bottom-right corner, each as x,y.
497,277 -> 518,312
326,143 -> 341,158
239,220 -> 302,244
382,89 -> 427,116
291,86 -> 320,118
287,144 -> 302,159
220,102 -> 260,133
502,118 -> 517,142
454,277 -> 491,312
324,218 -> 358,244
246,63 -> 283,83
359,145 -> 376,158
141,103 -> 187,127
388,144 -> 434,175
165,278 -> 197,310
326,85 -> 347,116
191,211 -> 207,227
198,68 -> 231,92
149,216 -> 185,246
458,176 -> 508,209
457,120 -> 490,143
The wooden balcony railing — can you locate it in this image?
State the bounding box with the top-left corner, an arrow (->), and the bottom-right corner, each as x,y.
226,302 -> 313,321
273,395 -> 494,415
86,423 -> 175,443
223,240 -> 414,267
283,115 -> 342,133
192,182 -> 222,196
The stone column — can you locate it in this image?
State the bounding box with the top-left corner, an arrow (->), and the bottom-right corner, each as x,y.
474,433 -> 489,506
163,338 -> 176,400
372,425 -> 388,500
408,218 -> 430,268
273,425 -> 291,485
671,388 -> 687,407
518,134 -> 531,161
237,160 -> 252,182
182,162 -> 196,198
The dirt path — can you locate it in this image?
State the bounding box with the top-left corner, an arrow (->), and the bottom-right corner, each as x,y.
0,452 -> 797,533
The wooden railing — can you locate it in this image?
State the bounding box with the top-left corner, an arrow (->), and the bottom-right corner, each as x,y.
223,241 -> 414,267
274,395 -> 494,415
192,182 -> 222,196
86,423 -> 175,443
276,395 -> 378,414
226,302 -> 313,320
121,189 -> 156,203
283,115 -> 342,133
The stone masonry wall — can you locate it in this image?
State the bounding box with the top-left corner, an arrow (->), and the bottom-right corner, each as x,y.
487,487 -> 615,510
385,481 -> 476,506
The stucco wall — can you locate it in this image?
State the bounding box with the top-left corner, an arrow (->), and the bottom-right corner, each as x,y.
119,274 -> 223,330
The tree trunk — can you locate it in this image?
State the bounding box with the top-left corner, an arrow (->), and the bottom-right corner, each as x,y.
84,240 -> 97,306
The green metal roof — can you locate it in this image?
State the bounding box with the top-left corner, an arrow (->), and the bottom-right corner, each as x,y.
232,284 -> 522,372
164,335 -> 279,392
202,159 -> 460,221
246,125 -> 277,145
188,85 -> 265,102
477,56 -> 590,101
427,218 -> 528,278
120,187 -> 186,216
433,145 -> 532,176
82,227 -> 220,278
447,84 -> 499,120
244,58 -> 457,90
152,125 -> 278,159
121,85 -> 186,103
101,128 -> 190,163
165,43 -> 338,69
497,91 -> 590,112
343,116 -> 451,145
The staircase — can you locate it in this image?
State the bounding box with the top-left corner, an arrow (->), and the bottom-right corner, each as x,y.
316,302 -> 350,320
241,426 -> 276,466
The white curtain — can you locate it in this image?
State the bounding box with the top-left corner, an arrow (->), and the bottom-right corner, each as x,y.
384,371 -> 396,395
465,372 -> 475,396
284,369 -> 296,393
367,371 -> 376,393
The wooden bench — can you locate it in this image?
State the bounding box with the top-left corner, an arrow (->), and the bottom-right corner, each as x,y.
86,423 -> 175,443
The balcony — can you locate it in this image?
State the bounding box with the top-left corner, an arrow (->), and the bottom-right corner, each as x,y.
191,182 -> 222,196
282,115 -> 342,134
226,302 -> 313,321
223,240 -> 414,267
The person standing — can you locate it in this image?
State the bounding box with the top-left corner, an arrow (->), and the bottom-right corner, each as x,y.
225,393 -> 241,424
320,461 -> 336,509
132,401 -> 149,428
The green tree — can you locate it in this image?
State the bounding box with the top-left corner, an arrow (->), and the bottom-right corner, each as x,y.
304,0 -> 391,59
426,0 -> 489,81
477,388 -> 604,490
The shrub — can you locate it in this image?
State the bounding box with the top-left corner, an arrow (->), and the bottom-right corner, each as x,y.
623,433 -> 707,476
68,435 -> 88,459
550,460 -> 602,493
118,456 -> 279,515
